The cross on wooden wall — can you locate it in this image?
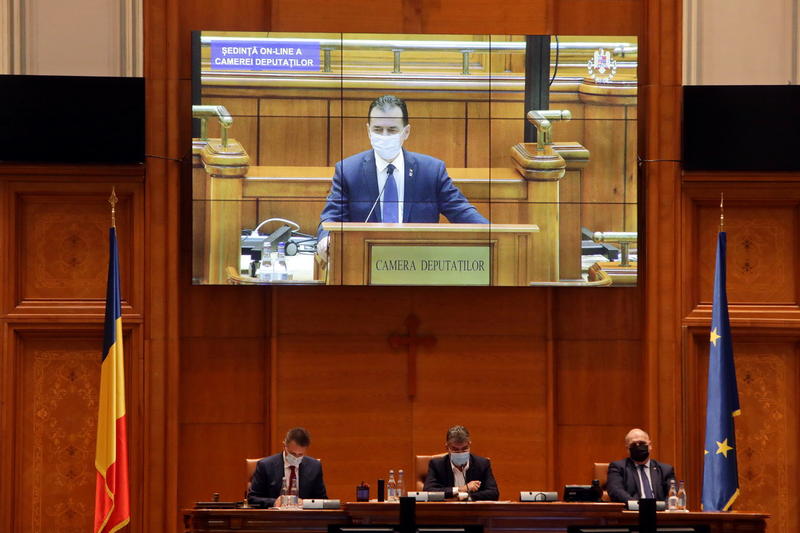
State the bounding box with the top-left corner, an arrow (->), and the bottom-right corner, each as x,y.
388,314 -> 436,400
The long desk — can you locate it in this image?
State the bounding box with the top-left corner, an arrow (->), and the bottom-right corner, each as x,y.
184,502 -> 768,533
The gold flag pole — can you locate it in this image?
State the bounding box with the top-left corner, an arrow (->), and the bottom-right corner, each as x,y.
109,187 -> 118,228
719,192 -> 724,232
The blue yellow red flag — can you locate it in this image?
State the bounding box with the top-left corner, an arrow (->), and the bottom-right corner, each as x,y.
94,227 -> 130,532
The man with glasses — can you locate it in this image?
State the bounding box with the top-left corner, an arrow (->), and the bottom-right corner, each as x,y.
423,425 -> 499,501
606,428 -> 676,503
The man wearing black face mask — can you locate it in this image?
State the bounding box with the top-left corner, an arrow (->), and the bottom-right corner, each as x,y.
606,428 -> 676,503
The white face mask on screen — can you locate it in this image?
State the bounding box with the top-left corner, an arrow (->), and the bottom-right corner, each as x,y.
285,452 -> 302,467
369,129 -> 406,161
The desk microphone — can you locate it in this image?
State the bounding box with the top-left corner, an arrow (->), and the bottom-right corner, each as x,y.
364,177 -> 390,223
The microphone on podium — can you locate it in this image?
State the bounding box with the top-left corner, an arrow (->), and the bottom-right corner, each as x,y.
364,177 -> 390,223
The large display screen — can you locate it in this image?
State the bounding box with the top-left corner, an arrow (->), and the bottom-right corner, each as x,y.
191,32 -> 639,287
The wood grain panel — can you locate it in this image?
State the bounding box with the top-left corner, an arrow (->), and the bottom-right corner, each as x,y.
274,336 -> 413,501
180,338 -> 267,424
7,182 -> 143,315
556,425 -> 641,491
180,285 -> 269,338
414,335 -> 549,496
682,184 -> 800,321
201,96 -> 259,165
179,423 -> 267,506
697,206 -> 796,305
554,288 -> 642,340
178,0 -> 271,80
555,0 -> 642,35
686,334 -> 800,531
259,99 -> 331,166
9,329 -> 141,533
556,340 -> 643,426
271,1 -> 404,33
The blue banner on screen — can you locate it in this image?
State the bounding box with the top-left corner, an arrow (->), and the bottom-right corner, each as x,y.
210,41 -> 321,71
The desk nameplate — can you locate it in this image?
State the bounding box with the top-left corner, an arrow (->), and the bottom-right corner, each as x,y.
368,244 -> 491,286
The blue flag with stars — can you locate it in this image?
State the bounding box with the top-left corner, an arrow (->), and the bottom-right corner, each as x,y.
702,231 -> 740,511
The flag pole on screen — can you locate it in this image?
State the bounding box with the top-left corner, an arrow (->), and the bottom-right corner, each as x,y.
701,192 -> 740,512
94,188 -> 130,532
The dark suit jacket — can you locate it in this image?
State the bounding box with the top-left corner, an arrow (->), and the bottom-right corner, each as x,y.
318,149 -> 489,239
606,458 -> 676,502
423,454 -> 499,501
247,453 -> 327,508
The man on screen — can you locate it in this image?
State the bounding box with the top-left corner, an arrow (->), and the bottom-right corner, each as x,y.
248,427 -> 327,507
423,425 -> 499,501
316,95 -> 489,260
606,428 -> 676,503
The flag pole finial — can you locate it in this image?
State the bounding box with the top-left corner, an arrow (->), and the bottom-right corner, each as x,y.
720,192 -> 724,232
109,187 -> 118,228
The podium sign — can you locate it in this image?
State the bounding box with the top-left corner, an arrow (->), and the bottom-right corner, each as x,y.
370,244 -> 491,285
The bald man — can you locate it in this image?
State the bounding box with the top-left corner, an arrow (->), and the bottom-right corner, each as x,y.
606,428 -> 676,503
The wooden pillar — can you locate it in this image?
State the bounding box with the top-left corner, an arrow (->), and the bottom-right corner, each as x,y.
200,139 -> 250,284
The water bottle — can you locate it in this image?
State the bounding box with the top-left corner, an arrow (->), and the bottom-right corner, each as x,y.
667,479 -> 678,511
397,469 -> 406,498
387,469 -> 398,502
257,241 -> 273,281
279,476 -> 288,508
677,480 -> 687,511
273,242 -> 289,281
289,480 -> 299,509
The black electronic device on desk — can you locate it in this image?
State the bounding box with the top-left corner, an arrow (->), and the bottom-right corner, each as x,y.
563,481 -> 602,502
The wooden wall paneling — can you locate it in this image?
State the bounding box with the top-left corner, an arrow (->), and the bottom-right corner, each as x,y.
639,0 -> 683,471
144,0 -> 187,527
201,96 -> 260,165
5,180 -> 144,317
580,109 -> 628,232
554,0 -> 642,35
177,0 -> 271,81
259,99 -> 331,166
5,325 -> 143,533
179,338 -> 268,506
681,182 -> 800,324
684,329 -> 800,530
624,105 -> 637,232
410,287 -> 551,497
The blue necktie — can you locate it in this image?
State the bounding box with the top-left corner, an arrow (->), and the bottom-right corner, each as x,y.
382,164 -> 398,223
638,464 -> 654,499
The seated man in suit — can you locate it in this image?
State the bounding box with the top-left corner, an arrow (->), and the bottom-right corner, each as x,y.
317,94 -> 489,260
248,427 -> 327,507
423,425 -> 499,501
606,428 -> 676,503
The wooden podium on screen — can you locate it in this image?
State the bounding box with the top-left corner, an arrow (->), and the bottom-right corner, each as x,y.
320,223 -> 540,286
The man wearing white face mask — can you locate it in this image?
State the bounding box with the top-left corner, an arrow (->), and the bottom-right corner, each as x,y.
317,95 -> 489,260
248,427 -> 327,507
423,425 -> 499,501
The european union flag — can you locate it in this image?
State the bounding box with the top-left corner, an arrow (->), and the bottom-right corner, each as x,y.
702,231 -> 740,511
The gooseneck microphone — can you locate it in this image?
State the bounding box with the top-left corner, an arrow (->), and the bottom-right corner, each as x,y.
364,176 -> 390,223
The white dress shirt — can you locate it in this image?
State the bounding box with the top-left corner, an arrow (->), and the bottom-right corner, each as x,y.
450,458 -> 470,501
375,150 -> 405,223
283,452 -> 300,493
635,460 -> 653,497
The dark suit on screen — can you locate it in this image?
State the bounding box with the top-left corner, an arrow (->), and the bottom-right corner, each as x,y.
606,457 -> 676,502
317,149 -> 489,240
247,452 -> 327,508
423,453 -> 499,501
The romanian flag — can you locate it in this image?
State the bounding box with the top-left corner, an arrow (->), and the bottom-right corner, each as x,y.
94,227 -> 130,532
701,231 -> 740,511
